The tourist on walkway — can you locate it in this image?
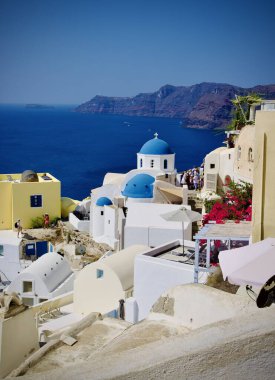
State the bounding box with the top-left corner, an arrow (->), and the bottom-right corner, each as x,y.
16,219 -> 22,238
193,172 -> 199,190
181,172 -> 187,186
43,213 -> 50,228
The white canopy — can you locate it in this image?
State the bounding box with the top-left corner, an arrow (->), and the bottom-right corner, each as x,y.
219,238 -> 275,286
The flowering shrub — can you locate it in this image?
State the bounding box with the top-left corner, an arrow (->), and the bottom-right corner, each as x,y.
203,181 -> 252,225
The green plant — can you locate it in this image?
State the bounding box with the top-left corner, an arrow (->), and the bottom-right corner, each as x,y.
226,93 -> 263,131
50,217 -> 60,227
204,199 -> 217,213
31,216 -> 44,228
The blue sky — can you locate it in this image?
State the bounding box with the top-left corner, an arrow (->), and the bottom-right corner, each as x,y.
1,0 -> 275,104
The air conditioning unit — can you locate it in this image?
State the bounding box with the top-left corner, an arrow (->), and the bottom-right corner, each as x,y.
205,173 -> 217,192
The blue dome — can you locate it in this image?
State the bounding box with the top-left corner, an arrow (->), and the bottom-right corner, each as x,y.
139,136 -> 173,155
122,174 -> 155,199
96,197 -> 113,206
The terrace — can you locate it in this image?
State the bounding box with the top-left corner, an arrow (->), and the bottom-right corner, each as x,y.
194,221 -> 252,282
0,172 -> 58,183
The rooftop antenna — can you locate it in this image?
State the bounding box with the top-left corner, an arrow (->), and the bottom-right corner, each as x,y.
154,132 -> 158,139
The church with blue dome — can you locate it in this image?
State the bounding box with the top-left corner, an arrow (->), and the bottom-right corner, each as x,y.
139,134 -> 174,155
136,133 -> 176,176
89,133 -> 187,250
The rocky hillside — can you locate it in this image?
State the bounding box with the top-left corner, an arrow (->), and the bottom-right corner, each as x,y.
75,82 -> 275,129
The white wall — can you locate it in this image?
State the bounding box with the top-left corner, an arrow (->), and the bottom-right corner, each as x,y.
51,273 -> 75,298
124,226 -> 149,247
102,206 -> 119,249
0,307 -> 39,377
149,227 -> 186,247
137,153 -> 175,172
219,148 -> 235,186
7,272 -> 75,306
7,253 -> 75,305
204,147 -> 224,176
92,205 -> 105,237
124,203 -> 192,248
133,253 -> 206,321
74,264 -> 125,316
124,226 -> 188,248
0,241 -> 21,282
69,213 -> 90,233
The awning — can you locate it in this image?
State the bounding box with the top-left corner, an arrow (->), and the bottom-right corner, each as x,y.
157,187 -> 183,203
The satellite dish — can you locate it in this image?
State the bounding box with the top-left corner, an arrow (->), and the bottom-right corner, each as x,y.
21,170 -> 39,182
256,275 -> 275,308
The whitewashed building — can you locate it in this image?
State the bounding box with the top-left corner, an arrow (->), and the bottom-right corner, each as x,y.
203,110 -> 260,194
74,245 -> 148,316
124,203 -> 191,248
0,234 -> 22,283
87,134 -> 189,250
6,252 -> 75,306
125,240 -> 208,323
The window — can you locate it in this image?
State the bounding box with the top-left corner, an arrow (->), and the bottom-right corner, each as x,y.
100,211 -> 104,216
140,159 -> 143,168
164,159 -> 168,169
23,281 -> 33,293
22,297 -> 34,306
210,164 -> 215,169
150,159 -> 154,168
30,195 -> 42,207
0,245 -> 3,256
248,148 -> 253,162
228,154 -> 231,160
96,269 -> 104,279
237,146 -> 241,161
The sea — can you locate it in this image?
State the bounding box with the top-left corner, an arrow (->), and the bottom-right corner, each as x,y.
0,105 -> 224,200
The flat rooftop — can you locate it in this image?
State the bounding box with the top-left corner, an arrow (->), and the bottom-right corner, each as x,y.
0,172 -> 59,183
144,242 -> 196,266
195,221 -> 252,240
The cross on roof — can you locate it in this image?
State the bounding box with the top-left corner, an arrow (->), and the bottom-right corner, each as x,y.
154,132 -> 158,139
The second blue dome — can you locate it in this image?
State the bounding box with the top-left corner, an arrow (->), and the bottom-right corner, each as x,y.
96,197 -> 113,206
122,174 -> 155,198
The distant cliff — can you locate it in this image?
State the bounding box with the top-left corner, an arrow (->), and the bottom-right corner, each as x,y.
75,83 -> 275,129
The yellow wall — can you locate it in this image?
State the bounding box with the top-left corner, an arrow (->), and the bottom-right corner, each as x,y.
252,111 -> 275,242
0,308 -> 39,377
233,125 -> 254,183
0,182 -> 12,229
0,173 -> 61,230
12,181 -> 61,229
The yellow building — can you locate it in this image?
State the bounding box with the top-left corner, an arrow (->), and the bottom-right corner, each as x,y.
252,102 -> 275,242
0,171 -> 61,230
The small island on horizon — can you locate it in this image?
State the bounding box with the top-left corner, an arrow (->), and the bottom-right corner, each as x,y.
25,104 -> 55,110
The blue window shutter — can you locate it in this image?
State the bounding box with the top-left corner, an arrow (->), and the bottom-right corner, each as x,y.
30,195 -> 42,207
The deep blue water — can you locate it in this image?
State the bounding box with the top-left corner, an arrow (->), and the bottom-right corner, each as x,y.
0,105 -> 224,200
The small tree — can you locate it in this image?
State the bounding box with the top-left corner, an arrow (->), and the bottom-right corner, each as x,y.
227,93 -> 263,131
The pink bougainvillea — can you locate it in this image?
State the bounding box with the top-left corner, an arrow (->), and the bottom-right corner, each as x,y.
203,181 -> 252,225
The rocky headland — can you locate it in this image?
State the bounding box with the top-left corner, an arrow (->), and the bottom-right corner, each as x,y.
75,82 -> 275,129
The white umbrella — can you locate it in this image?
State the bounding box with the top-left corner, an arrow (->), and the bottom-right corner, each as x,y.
219,238 -> 275,287
160,206 -> 201,252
